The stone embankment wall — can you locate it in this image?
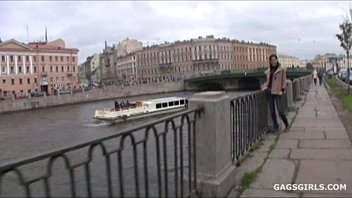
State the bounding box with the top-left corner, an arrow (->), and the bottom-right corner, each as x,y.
0,82 -> 184,114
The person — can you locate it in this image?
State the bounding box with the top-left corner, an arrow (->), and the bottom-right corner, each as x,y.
318,68 -> 323,86
114,101 -> 119,110
262,54 -> 289,133
313,68 -> 318,86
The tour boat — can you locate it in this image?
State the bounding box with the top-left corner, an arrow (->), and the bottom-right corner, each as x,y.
94,97 -> 188,121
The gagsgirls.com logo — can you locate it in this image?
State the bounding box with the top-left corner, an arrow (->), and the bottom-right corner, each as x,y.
273,184 -> 347,191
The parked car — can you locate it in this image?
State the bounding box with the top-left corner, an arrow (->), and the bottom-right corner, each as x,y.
338,68 -> 347,79
340,71 -> 348,82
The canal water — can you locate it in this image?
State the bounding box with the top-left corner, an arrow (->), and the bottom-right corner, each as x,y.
0,90 -> 251,197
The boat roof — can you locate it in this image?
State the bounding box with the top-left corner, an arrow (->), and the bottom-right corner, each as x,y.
142,97 -> 186,104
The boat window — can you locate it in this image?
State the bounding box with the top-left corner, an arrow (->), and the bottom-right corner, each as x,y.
169,101 -> 174,106
162,102 -> 168,108
180,100 -> 185,105
156,103 -> 162,109
175,101 -> 180,105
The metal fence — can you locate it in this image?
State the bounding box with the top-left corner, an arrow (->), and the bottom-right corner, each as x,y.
230,91 -> 268,164
0,108 -> 203,197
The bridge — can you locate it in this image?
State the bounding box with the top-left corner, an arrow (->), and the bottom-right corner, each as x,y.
184,68 -> 313,91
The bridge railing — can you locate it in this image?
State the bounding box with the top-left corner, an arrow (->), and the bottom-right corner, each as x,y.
230,91 -> 268,164
0,108 -> 203,198
188,74 -> 312,197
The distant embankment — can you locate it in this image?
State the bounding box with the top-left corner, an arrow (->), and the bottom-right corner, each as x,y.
0,82 -> 184,114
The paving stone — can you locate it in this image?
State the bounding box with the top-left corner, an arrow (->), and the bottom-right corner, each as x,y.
251,159 -> 296,189
295,160 -> 352,194
290,149 -> 352,160
325,131 -> 349,139
299,139 -> 351,149
302,192 -> 352,197
269,149 -> 291,159
280,132 -> 325,140
276,139 -> 298,149
240,188 -> 299,197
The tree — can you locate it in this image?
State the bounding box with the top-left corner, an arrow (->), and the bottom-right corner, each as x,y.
336,20 -> 352,93
306,62 -> 313,69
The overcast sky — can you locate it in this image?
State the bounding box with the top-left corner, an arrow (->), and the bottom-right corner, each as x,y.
1,1 -> 351,64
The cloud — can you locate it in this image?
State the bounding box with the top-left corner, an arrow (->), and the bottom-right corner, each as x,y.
0,1 -> 351,63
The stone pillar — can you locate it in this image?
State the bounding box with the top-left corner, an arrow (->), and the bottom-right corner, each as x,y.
295,79 -> 302,101
300,77 -> 305,95
286,80 -> 295,111
189,91 -> 236,197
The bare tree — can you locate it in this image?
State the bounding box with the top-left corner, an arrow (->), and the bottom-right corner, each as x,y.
336,20 -> 352,93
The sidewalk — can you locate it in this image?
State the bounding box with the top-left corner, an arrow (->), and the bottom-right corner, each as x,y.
238,84 -> 352,197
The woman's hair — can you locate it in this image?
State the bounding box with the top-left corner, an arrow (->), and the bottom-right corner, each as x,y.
269,54 -> 280,67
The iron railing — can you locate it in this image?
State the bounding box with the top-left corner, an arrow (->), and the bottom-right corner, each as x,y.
0,107 -> 203,197
230,91 -> 268,164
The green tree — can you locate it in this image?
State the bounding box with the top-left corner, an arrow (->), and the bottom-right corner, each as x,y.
336,20 -> 352,93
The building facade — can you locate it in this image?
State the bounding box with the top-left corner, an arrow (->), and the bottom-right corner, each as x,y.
101,35 -> 276,84
0,39 -> 79,97
278,54 -> 300,68
80,53 -> 102,86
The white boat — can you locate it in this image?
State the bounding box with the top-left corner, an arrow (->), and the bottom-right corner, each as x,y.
94,97 -> 188,121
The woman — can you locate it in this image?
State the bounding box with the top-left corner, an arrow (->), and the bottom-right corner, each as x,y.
262,54 -> 289,133
313,68 -> 318,86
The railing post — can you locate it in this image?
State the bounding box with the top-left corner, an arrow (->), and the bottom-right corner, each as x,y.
296,78 -> 302,101
189,91 -> 234,197
286,80 -> 295,111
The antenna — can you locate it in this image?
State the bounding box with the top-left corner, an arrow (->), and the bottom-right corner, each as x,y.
45,25 -> 48,43
26,24 -> 29,43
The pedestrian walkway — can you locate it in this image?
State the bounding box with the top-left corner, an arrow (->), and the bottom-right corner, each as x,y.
239,84 -> 352,197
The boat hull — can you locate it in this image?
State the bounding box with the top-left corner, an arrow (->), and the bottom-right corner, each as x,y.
94,107 -> 186,122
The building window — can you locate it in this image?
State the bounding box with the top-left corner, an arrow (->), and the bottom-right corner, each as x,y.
55,56 -> 58,62
56,66 -> 58,72
61,66 -> 64,72
50,66 -> 53,72
50,77 -> 53,82
67,56 -> 69,61
11,79 -> 15,85
10,55 -> 14,62
61,56 -> 63,62
33,66 -> 37,73
73,57 -> 75,62
19,79 -> 22,85
3,79 -> 6,84
26,56 -> 29,62
42,66 -> 45,72
49,56 -> 52,62
10,67 -> 14,74
1,55 -> 5,62
18,55 -> 21,62
18,67 -> 22,73
26,66 -> 30,73
27,78 -> 30,84
34,78 -> 37,83
67,66 -> 70,72
33,56 -> 36,62
1,67 -> 5,73
41,56 -> 45,62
